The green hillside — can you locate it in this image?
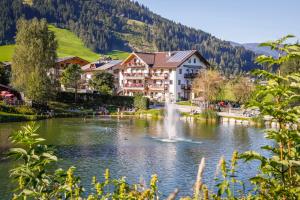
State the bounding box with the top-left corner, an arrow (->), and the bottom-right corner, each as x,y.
0,25 -> 129,62
0,45 -> 14,62
49,25 -> 100,61
1,0 -> 260,73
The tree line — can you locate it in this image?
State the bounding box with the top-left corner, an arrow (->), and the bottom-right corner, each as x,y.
1,0 -> 259,74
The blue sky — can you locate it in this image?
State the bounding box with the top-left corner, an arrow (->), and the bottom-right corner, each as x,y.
136,0 -> 300,43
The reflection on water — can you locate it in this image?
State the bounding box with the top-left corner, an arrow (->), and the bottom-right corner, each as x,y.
0,117 -> 271,198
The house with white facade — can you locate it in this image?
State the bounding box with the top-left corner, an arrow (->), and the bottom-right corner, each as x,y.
81,59 -> 122,92
119,50 -> 210,101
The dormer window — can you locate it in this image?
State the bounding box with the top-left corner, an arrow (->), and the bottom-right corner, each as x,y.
188,59 -> 191,64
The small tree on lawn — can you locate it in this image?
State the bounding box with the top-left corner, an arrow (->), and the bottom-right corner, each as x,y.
61,64 -> 83,103
192,69 -> 224,106
88,71 -> 115,95
232,76 -> 255,105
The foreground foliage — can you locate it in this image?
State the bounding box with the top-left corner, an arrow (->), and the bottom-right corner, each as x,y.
8,123 -> 160,200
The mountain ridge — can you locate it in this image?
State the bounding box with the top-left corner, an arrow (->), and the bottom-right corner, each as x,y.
230,42 -> 279,58
0,0 -> 260,74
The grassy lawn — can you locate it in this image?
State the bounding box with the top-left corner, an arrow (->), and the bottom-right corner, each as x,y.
176,101 -> 196,106
0,25 -> 130,62
0,45 -> 15,62
106,50 -> 130,60
49,25 -> 100,62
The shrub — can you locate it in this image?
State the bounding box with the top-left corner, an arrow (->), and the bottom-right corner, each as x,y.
0,102 -> 37,115
0,112 -> 46,123
56,92 -> 134,108
134,94 -> 149,110
200,109 -> 217,119
15,105 -> 37,115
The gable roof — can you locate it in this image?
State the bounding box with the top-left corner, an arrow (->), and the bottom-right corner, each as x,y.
82,60 -> 122,72
56,56 -> 89,65
121,50 -> 210,68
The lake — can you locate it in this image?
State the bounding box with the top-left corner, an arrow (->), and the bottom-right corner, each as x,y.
0,117 -> 270,198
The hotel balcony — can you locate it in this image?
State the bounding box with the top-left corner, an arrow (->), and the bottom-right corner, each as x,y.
150,73 -> 169,80
184,73 -> 198,79
123,73 -> 149,79
181,84 -> 192,90
125,63 -> 146,68
148,84 -> 169,91
123,83 -> 145,90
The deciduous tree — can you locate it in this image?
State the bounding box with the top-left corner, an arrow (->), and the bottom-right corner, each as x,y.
88,71 -> 115,95
192,70 -> 224,105
61,64 -> 83,103
232,76 -> 254,104
11,18 -> 57,102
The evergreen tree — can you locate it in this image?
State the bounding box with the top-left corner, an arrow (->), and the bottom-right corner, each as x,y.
0,63 -> 10,85
11,18 -> 57,102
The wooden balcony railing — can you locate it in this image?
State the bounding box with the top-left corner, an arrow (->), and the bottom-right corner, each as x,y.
123,83 -> 145,90
150,73 -> 169,79
184,73 -> 198,79
148,84 -> 169,91
181,84 -> 192,90
123,73 -> 149,79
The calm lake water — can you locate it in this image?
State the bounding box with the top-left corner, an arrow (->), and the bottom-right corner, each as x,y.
0,117 -> 270,198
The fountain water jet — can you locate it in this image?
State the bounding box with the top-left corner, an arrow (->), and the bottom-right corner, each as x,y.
164,100 -> 180,140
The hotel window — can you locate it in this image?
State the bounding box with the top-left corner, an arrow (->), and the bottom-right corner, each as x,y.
178,80 -> 181,85
169,80 -> 173,85
179,69 -> 182,74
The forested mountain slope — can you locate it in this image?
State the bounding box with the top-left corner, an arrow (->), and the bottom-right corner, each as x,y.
0,0 -> 260,74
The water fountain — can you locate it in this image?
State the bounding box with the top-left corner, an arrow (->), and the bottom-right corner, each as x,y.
154,99 -> 202,144
164,101 -> 180,140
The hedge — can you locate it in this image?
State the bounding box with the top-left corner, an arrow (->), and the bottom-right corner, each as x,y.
56,92 -> 134,108
134,95 -> 150,110
0,112 -> 48,123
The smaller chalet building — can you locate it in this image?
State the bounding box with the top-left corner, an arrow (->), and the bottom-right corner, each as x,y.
119,50 -> 210,101
81,59 -> 122,92
50,56 -> 89,82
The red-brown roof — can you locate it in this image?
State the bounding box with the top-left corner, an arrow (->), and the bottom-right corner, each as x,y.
122,50 -> 209,68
